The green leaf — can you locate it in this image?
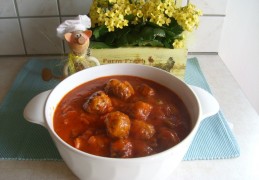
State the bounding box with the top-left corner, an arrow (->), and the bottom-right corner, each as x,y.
146,22 -> 161,28
140,27 -> 155,40
168,19 -> 184,36
125,14 -> 135,21
116,34 -> 129,46
154,28 -> 166,38
105,33 -> 116,45
138,40 -> 164,47
168,18 -> 179,28
162,39 -> 172,48
164,31 -> 175,41
147,19 -> 183,37
92,25 -> 108,40
116,27 -> 131,39
127,33 -> 141,46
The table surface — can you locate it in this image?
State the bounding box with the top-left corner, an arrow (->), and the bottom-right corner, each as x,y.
0,55 -> 258,180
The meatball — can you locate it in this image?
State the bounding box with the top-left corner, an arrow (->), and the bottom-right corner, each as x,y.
104,79 -> 120,92
132,140 -> 153,157
105,111 -> 131,139
105,79 -> 134,100
137,84 -> 155,97
128,101 -> 153,120
151,104 -> 180,120
130,120 -> 155,140
74,134 -> 110,157
110,139 -> 133,158
83,91 -> 113,114
157,128 -> 180,151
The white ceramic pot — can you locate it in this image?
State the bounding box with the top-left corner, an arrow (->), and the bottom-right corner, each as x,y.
24,64 -> 219,180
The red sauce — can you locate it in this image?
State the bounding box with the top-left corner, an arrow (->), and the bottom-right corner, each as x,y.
54,75 -> 191,158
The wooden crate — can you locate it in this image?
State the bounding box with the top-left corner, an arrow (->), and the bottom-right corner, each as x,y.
90,47 -> 187,80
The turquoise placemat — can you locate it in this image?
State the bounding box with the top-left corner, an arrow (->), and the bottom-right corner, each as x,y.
0,57 -> 240,160
184,58 -> 240,160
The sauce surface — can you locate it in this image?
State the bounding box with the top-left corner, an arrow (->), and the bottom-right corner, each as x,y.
54,75 -> 191,158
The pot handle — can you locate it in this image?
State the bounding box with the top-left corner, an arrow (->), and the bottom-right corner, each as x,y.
190,85 -> 220,120
23,90 -> 52,127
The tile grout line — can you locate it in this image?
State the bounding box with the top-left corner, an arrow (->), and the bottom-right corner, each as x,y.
0,14 -> 226,19
13,0 -> 27,55
56,0 -> 66,54
0,15 -> 86,19
0,1 -> 225,56
0,52 -> 219,58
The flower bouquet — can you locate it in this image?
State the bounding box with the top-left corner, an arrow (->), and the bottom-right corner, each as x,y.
88,0 -> 202,80
89,0 -> 202,49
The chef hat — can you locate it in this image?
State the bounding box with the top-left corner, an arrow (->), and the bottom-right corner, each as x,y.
57,15 -> 91,39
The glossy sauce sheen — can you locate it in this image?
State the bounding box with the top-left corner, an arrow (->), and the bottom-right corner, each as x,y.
54,76 -> 191,158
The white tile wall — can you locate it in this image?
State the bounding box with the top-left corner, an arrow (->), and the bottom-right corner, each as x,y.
176,0 -> 188,7
0,19 -> 25,55
59,0 -> 92,15
184,0 -> 227,52
190,0 -> 228,15
16,0 -> 59,16
0,0 -> 228,55
21,18 -> 63,54
0,0 -> 16,17
188,16 -> 224,52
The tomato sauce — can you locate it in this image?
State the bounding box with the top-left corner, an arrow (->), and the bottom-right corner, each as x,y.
54,75 -> 191,158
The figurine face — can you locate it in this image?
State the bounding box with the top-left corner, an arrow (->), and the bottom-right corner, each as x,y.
64,30 -> 92,55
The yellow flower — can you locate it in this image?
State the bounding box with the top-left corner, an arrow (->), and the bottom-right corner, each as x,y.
109,0 -> 116,3
132,17 -> 139,25
108,26 -> 115,32
123,19 -> 129,26
97,14 -> 105,22
96,7 -> 102,14
136,10 -> 143,18
157,3 -> 165,11
165,5 -> 175,17
116,19 -> 128,29
111,12 -> 116,18
156,14 -> 166,26
173,39 -> 184,49
113,4 -> 120,9
166,18 -> 171,25
124,6 -> 131,15
197,9 -> 203,16
174,3 -> 202,32
139,0 -> 145,5
118,14 -> 124,20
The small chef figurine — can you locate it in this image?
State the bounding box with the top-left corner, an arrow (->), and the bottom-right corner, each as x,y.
57,15 -> 100,76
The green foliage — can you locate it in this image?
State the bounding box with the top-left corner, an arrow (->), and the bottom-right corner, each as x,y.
90,20 -> 183,49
